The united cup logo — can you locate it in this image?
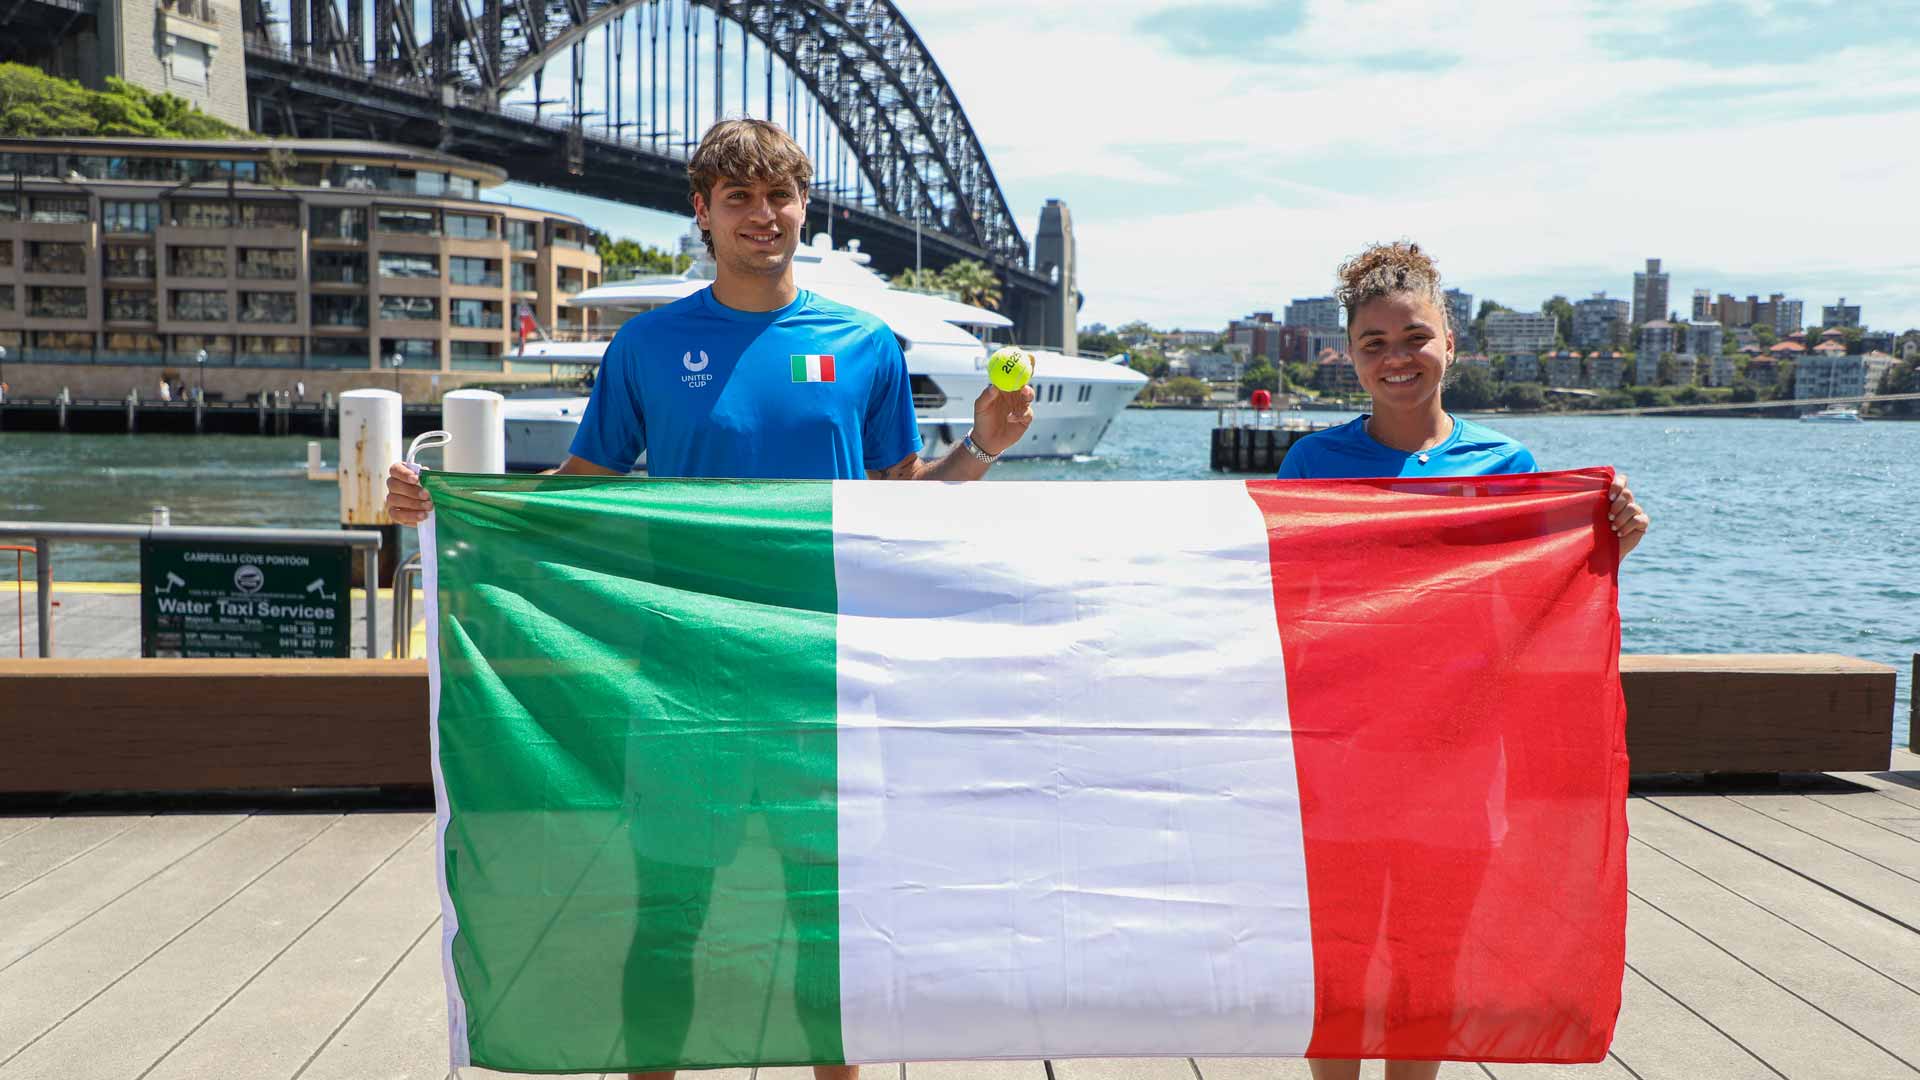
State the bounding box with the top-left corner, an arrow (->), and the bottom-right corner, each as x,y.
681,350 -> 714,387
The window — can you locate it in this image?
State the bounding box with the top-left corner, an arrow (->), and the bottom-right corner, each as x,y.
33,331 -> 94,354
380,338 -> 438,367
239,291 -> 296,324
0,194 -> 16,220
309,336 -> 372,368
444,213 -> 497,240
510,261 -> 537,291
237,248 -> 297,279
0,286 -> 12,313
102,332 -> 163,356
449,256 -> 501,287
26,242 -> 85,275
170,289 -> 229,321
311,294 -> 368,327
171,200 -> 231,228
450,298 -> 501,328
239,335 -> 301,366
450,340 -> 503,371
378,253 -> 438,279
506,220 -> 538,250
105,244 -> 156,279
0,240 -> 11,267
103,201 -> 161,233
170,246 -> 227,278
29,287 -> 88,318
235,202 -> 299,229
379,295 -> 439,321
172,334 -> 233,357
30,196 -> 90,224
107,289 -> 157,321
168,36 -> 210,85
377,208 -> 439,236
557,270 -> 585,295
448,175 -> 479,200
311,207 -> 367,241
311,250 -> 366,284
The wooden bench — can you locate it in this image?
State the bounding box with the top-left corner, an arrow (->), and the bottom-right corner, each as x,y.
0,654 -> 1898,794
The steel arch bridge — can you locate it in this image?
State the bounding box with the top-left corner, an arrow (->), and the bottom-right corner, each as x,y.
241,0 -> 1061,300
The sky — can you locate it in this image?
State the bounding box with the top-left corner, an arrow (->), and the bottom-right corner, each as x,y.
495,0 -> 1920,333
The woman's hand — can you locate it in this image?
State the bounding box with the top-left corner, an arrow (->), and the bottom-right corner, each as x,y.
1609,471 -> 1649,562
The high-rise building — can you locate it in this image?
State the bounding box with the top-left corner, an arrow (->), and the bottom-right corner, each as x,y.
1443,288 -> 1473,337
1821,298 -> 1862,328
1225,311 -> 1288,365
1573,292 -> 1630,348
1774,298 -> 1804,335
1712,293 -> 1756,328
1482,311 -> 1557,357
1631,258 -> 1669,327
1284,296 -> 1342,331
1691,289 -> 1713,322
1637,320 -> 1678,383
1686,320 -> 1724,358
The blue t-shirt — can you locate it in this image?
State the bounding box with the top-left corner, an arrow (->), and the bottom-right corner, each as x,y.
1276,414 -> 1537,479
569,287 -> 921,479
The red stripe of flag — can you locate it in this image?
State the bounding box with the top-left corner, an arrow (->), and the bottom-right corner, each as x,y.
1244,469 -> 1628,1064
819,354 -> 836,382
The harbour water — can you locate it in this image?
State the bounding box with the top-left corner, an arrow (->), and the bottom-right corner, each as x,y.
4,409 -> 1914,742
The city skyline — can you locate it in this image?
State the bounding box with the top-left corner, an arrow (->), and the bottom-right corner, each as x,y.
502,0 -> 1920,334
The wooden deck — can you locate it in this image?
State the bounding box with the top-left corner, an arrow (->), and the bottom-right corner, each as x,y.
4,753 -> 1919,1080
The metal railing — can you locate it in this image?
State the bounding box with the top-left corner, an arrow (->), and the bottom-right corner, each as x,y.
3,545 -> 36,659
0,522 -> 383,659
391,551 -> 423,658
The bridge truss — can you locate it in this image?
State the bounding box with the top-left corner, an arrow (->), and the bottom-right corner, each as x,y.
242,0 -> 1033,272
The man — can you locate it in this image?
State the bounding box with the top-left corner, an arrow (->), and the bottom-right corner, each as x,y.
385,118 -> 1036,1080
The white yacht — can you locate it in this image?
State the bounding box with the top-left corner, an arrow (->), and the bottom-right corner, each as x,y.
1798,405 -> 1865,423
501,235 -> 1146,470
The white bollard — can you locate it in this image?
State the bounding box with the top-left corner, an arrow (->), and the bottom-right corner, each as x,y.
338,388 -> 402,526
441,389 -> 506,473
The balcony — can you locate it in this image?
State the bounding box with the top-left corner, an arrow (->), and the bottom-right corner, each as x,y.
104,259 -> 157,280
312,266 -> 369,285
25,254 -> 85,276
452,310 -> 504,329
29,300 -> 87,319
450,272 -> 504,288
161,0 -> 217,25
551,237 -> 591,251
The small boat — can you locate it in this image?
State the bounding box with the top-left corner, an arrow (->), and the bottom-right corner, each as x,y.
1799,406 -> 1864,423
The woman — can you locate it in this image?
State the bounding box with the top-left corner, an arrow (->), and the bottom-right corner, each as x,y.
1281,242 -> 1647,1080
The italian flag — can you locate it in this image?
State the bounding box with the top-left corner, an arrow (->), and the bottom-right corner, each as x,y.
420,471 -> 1627,1074
792,353 -> 837,382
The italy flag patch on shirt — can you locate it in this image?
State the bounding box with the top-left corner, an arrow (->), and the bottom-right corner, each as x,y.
791,354 -> 836,383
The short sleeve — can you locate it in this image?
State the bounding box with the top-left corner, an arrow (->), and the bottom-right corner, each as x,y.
1276,440 -> 1314,479
1502,446 -> 1540,474
568,335 -> 647,473
862,332 -> 922,470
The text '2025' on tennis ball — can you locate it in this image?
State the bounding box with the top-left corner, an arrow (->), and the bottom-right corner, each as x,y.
988,347 -> 1033,392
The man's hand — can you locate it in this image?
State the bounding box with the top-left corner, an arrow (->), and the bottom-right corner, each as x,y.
1609,471 -> 1649,562
386,461 -> 432,525
970,371 -> 1038,457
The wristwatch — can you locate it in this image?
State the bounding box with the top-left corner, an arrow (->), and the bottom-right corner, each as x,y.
961,431 -> 1000,464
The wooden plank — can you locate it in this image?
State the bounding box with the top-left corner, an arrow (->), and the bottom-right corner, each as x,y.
138,823 -> 440,1080
1605,967 -> 1774,1080
0,817 -> 50,847
1726,794 -> 1920,877
1627,800 -> 1920,992
0,813 -> 246,969
0,815 -> 139,898
296,919 -> 608,1080
0,659 -> 430,793
0,813 -> 425,1079
0,814 -> 337,1063
1625,837 -> 1920,1066
1621,893 -> 1911,1078
1642,795 -> 1920,929
1620,654 -> 1895,774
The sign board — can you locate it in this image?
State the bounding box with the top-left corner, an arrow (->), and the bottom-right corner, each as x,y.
141,540 -> 351,658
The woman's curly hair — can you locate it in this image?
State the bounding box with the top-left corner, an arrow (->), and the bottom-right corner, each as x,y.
1335,241 -> 1449,333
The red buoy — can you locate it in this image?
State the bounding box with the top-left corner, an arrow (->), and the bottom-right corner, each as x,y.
1249,389 -> 1272,410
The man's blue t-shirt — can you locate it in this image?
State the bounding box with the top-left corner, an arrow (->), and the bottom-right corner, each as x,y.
1276,414 -> 1537,479
569,287 -> 922,479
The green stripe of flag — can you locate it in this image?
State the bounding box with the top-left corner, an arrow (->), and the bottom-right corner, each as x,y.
426,472 -> 845,1073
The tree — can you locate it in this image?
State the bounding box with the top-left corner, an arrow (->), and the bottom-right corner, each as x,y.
890,267 -> 947,294
1730,380 -> 1758,403
1444,364 -> 1499,410
1656,353 -> 1679,386
1283,361 -> 1315,391
939,260 -> 1002,311
1499,382 -> 1547,411
595,236 -> 693,278
1875,360 -> 1918,416
1753,324 -> 1778,347
1541,295 -> 1574,348
1116,320 -> 1156,340
1241,360 -> 1278,399
0,64 -> 249,138
1127,348 -> 1169,379
1078,328 -> 1125,355
1161,376 -> 1207,403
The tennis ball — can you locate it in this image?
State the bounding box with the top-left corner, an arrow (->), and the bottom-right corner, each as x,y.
988,347 -> 1034,392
